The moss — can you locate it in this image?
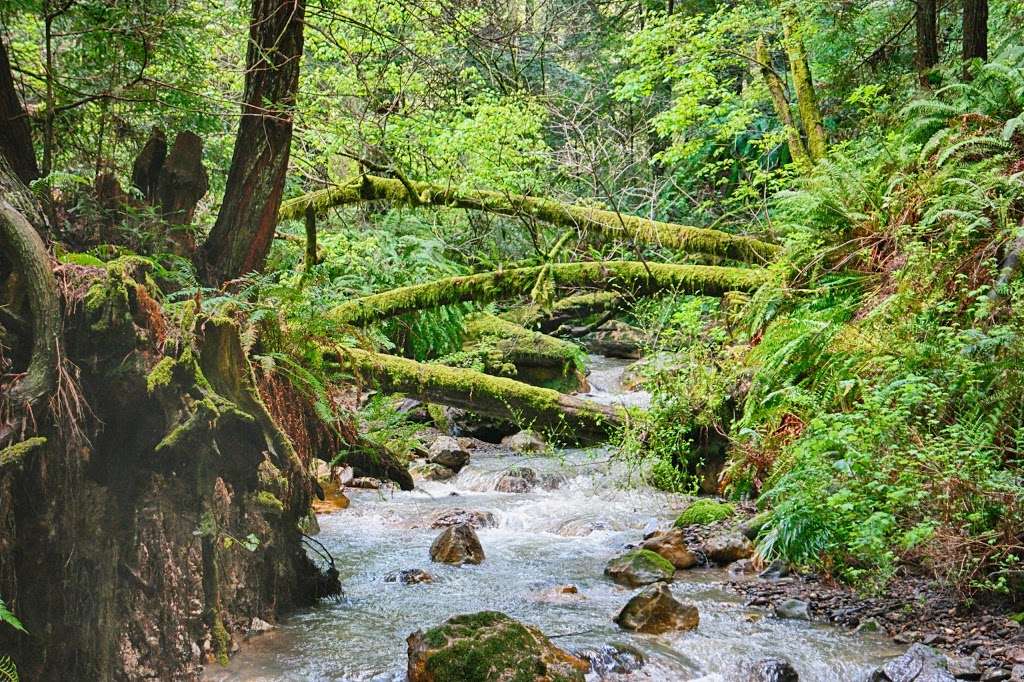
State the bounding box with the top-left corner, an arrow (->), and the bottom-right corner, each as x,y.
0,436 -> 47,470
211,616 -> 230,666
146,356 -> 177,393
674,499 -> 735,527
254,491 -> 284,513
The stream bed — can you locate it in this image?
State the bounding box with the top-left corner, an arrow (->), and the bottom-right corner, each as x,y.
209,358 -> 902,681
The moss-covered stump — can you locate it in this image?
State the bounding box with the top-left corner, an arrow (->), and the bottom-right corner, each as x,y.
673,499 -> 735,527
604,549 -> 675,587
406,611 -> 590,682
614,584 -> 699,634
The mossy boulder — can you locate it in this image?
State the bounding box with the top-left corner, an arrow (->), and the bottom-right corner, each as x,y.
407,611 -> 589,682
614,583 -> 699,634
640,529 -> 699,569
411,462 -> 457,481
604,549 -> 675,587
673,499 -> 734,527
501,430 -> 546,453
430,523 -> 485,565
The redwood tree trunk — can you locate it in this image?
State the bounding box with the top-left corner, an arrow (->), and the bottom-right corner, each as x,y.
199,0 -> 305,285
0,36 -> 39,185
962,0 -> 988,65
915,0 -> 939,80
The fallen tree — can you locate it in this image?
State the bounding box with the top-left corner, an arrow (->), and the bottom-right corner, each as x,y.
278,174 -> 780,263
329,261 -> 768,327
335,347 -> 623,444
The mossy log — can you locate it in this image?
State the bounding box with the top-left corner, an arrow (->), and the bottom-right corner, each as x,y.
330,261 -> 768,327
279,174 -> 780,263
335,347 -> 622,444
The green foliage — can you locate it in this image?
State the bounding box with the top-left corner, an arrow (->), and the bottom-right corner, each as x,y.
0,656 -> 17,682
0,599 -> 26,635
674,499 -> 735,527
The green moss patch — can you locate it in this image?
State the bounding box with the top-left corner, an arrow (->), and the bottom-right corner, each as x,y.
674,499 -> 735,527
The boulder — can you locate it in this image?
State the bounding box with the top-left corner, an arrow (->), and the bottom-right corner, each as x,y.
428,436 -> 470,472
437,406 -> 518,443
604,549 -> 675,587
728,559 -> 757,576
430,523 -> 485,565
349,476 -> 382,489
869,644 -> 956,682
385,568 -> 434,585
430,509 -> 498,529
774,599 -> 811,621
746,657 -> 799,681
411,462 -> 456,481
674,499 -> 734,527
758,559 -> 790,581
407,611 -> 589,682
703,532 -> 754,564
614,583 -> 699,634
573,643 -> 644,676
495,466 -> 539,493
582,320 -> 645,359
640,529 -> 699,569
501,430 -> 546,453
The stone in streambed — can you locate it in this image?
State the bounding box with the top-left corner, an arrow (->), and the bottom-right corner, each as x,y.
430,523 -> 485,565
349,476 -> 383,489
411,462 -> 456,481
604,549 -> 675,587
495,466 -> 539,493
614,583 -> 699,634
703,532 -> 754,565
869,644 -> 956,681
428,436 -> 470,472
640,528 -> 699,569
501,430 -> 546,453
430,508 -> 497,529
573,643 -> 645,676
407,611 -> 589,682
746,657 -> 799,681
385,568 -> 434,585
774,599 -> 811,621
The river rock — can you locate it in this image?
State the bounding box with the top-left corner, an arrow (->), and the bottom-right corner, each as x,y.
946,656 -> 980,679
407,611 -> 589,682
746,657 -> 799,681
758,559 -> 790,581
614,583 -> 699,634
430,509 -> 498,529
385,568 -> 434,585
429,523 -> 485,565
501,430 -> 546,453
438,406 -> 518,443
428,436 -> 470,472
247,617 -> 275,636
604,549 -> 675,587
495,466 -> 539,493
640,529 -> 699,569
410,462 -> 456,481
703,532 -> 754,564
582,320 -> 645,359
774,599 -> 811,621
349,476 -> 382,489
573,643 -> 645,676
869,644 -> 956,681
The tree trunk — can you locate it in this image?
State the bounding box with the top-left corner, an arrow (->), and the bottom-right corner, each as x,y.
199,0 -> 306,285
915,0 -> 939,80
780,14 -> 827,162
0,37 -> 39,186
753,36 -> 811,167
328,261 -> 769,327
280,174 -> 781,263
962,0 -> 988,67
336,348 -> 622,444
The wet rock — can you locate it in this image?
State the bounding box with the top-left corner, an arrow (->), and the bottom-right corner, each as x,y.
247,617 -> 275,636
534,584 -> 584,603
348,477 -> 382,489
729,559 -> 757,576
407,611 -> 589,682
614,583 -> 699,634
739,512 -> 770,541
758,560 -> 790,581
410,462 -> 456,481
501,430 -> 546,453
1011,665 -> 1024,682
438,406 -> 518,443
385,569 -> 434,585
495,466 -> 539,493
429,523 -> 485,565
429,509 -> 497,529
774,599 -> 811,621
582,320 -> 645,359
338,465 -> 355,486
573,643 -> 645,676
604,549 -> 675,587
746,657 -> 799,681
703,532 -> 754,565
640,529 -> 699,569
313,458 -> 331,481
947,656 -> 981,680
428,436 -> 470,473
982,671 -> 1011,682
870,644 -> 955,682
539,472 -> 567,491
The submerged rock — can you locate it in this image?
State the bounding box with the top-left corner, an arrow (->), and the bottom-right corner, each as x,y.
430,523 -> 485,565
640,528 -> 699,569
746,657 -> 799,681
703,532 -> 754,565
429,509 -> 497,529
604,549 -> 675,587
428,436 -> 470,472
614,583 -> 699,634
385,568 -> 434,585
501,430 -> 546,453
573,643 -> 645,676
407,611 -> 589,682
495,466 -> 539,493
774,599 -> 811,621
869,644 -> 956,681
410,462 -> 456,481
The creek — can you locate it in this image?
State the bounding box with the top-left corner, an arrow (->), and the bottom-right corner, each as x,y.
208,356 -> 901,681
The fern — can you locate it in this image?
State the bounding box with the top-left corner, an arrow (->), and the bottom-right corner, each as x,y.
0,657 -> 17,682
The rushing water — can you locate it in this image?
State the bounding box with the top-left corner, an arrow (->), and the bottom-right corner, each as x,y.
209,357 -> 901,682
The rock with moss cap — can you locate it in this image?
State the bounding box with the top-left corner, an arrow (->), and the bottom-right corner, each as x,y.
430,523 -> 485,565
407,611 -> 589,682
640,529 -> 699,569
604,549 -> 675,587
674,499 -> 734,528
411,462 -> 457,481
614,583 -> 699,634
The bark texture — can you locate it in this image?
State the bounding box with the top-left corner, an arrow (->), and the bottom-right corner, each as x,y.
781,13 -> 827,162
279,175 -> 780,263
0,37 -> 39,186
131,127 -> 167,203
915,0 -> 940,79
962,0 -> 988,65
199,0 -> 306,284
754,36 -> 810,167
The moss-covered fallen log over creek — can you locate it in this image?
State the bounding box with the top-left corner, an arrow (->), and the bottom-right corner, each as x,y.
335,347 -> 624,444
278,174 -> 781,263
329,261 -> 768,327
